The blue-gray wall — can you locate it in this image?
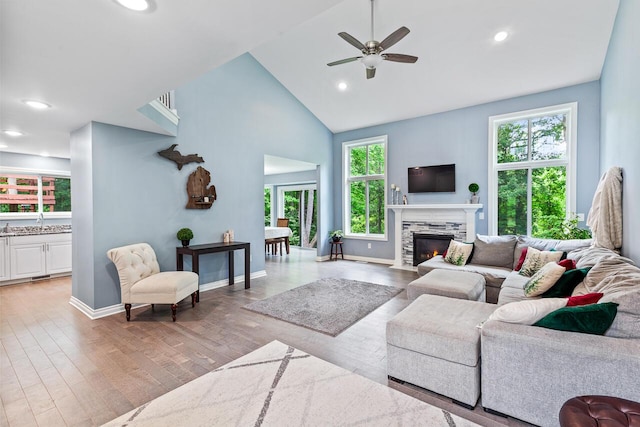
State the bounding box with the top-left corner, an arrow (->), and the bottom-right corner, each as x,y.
600,0 -> 639,263
333,81 -> 601,261
71,53 -> 333,310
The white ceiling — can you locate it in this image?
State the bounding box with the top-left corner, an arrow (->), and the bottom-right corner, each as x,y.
264,155 -> 317,176
252,0 -> 619,133
0,0 -> 620,159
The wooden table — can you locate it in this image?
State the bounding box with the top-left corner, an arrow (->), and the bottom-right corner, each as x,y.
176,241 -> 250,302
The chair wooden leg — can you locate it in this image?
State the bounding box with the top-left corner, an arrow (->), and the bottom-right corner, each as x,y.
191,292 -> 196,307
151,304 -> 155,311
279,240 -> 283,256
171,304 -> 177,322
125,303 -> 131,321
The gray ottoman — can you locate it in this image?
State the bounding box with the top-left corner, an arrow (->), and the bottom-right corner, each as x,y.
407,269 -> 486,301
386,294 -> 496,407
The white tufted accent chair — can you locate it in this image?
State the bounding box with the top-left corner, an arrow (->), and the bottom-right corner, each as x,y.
107,243 -> 199,321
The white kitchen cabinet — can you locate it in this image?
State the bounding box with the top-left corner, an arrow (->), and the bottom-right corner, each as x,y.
9,233 -> 72,280
0,237 -> 9,281
46,237 -> 72,274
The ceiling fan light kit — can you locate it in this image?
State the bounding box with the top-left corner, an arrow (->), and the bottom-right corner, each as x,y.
327,0 -> 418,79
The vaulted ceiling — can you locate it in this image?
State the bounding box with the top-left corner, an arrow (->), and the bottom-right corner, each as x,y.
0,0 -> 619,159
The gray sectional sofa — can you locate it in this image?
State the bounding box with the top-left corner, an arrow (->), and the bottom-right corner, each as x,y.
391,235 -> 640,427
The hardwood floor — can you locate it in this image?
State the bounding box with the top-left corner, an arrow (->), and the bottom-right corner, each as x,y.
0,248 -> 532,426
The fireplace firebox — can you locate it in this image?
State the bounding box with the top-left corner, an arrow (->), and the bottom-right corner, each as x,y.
413,233 -> 454,266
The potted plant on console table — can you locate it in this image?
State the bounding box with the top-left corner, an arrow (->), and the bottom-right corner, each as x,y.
329,230 -> 344,242
177,228 -> 194,247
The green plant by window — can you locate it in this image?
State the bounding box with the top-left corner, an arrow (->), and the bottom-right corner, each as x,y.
329,230 -> 344,239
536,214 -> 592,240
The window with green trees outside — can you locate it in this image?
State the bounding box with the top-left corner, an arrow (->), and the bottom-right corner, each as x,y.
343,136 -> 387,238
489,103 -> 576,237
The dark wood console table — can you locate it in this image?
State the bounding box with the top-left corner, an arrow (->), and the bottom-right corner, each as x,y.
176,241 -> 250,302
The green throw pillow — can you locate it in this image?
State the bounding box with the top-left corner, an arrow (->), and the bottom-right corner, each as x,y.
533,302 -> 618,335
541,267 -> 591,298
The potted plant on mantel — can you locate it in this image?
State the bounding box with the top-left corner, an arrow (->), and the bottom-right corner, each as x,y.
176,228 -> 194,247
468,183 -> 480,204
329,230 -> 344,242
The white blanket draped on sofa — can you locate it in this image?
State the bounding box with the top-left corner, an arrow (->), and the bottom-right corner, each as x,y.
586,166 -> 623,252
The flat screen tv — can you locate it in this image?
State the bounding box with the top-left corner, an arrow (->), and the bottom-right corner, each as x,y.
408,164 -> 456,193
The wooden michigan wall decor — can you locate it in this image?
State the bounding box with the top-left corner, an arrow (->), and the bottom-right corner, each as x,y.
158,144 -> 204,170
186,166 -> 217,209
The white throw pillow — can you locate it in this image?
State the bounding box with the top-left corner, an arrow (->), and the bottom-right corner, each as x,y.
524,262 -> 566,297
488,298 -> 567,325
519,247 -> 564,277
443,240 -> 473,266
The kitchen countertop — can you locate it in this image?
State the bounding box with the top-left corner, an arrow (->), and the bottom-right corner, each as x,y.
0,225 -> 72,237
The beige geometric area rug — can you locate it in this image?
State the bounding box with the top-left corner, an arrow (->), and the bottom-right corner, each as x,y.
103,340 -> 480,426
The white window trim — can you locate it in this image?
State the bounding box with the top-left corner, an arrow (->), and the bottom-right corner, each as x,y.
276,184 -> 317,220
0,166 -> 72,220
342,135 -> 388,241
487,102 -> 577,235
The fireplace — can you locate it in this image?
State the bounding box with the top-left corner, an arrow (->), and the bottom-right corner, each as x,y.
413,233 -> 454,266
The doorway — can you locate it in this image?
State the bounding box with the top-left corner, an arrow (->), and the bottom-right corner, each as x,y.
277,185 -> 317,249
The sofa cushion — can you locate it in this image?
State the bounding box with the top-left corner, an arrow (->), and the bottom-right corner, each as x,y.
519,247 -> 564,277
469,234 -> 517,269
524,262 -> 566,297
533,302 -> 618,335
566,293 -> 603,306
541,267 -> 591,298
444,240 -> 473,266
488,298 -> 567,325
386,295 -> 496,367
497,286 -> 529,306
417,256 -> 510,290
513,236 -> 592,269
601,289 -> 640,338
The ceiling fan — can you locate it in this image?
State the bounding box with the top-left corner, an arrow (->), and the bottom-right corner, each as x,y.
327,0 -> 418,79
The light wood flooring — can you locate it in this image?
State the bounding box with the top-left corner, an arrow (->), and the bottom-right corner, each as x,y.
0,248 -> 532,427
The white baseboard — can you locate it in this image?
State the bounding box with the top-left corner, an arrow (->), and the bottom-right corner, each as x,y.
317,254 -> 394,265
69,270 -> 267,320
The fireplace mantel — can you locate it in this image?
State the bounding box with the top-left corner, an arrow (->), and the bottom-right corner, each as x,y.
388,204 -> 482,269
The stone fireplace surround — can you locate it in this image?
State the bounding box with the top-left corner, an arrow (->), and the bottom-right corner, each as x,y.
388,204 -> 482,269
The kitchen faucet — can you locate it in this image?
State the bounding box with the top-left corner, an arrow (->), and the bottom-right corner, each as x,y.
36,212 -> 44,230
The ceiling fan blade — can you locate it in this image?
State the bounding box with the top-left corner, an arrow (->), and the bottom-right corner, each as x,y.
379,26 -> 410,51
383,53 -> 418,63
338,32 -> 366,51
366,67 -> 376,79
327,56 -> 362,66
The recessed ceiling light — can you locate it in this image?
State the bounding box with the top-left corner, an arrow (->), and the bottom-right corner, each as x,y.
40,152 -> 49,157
494,31 -> 509,42
2,130 -> 23,137
23,100 -> 51,110
0,144 -> 8,149
337,81 -> 348,91
115,0 -> 149,11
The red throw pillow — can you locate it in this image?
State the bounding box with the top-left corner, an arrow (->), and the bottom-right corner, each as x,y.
515,247 -> 528,271
558,259 -> 577,270
566,293 -> 604,307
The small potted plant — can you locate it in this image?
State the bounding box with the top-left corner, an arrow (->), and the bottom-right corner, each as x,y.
329,230 -> 344,242
468,183 -> 480,204
176,228 -> 194,247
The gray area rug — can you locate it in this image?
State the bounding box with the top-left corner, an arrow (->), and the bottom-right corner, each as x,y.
243,278 -> 403,336
104,341 -> 479,426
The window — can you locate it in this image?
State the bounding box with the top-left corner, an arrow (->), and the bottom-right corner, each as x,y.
343,136 -> 387,239
0,169 -> 71,217
264,186 -> 271,226
488,103 -> 576,237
